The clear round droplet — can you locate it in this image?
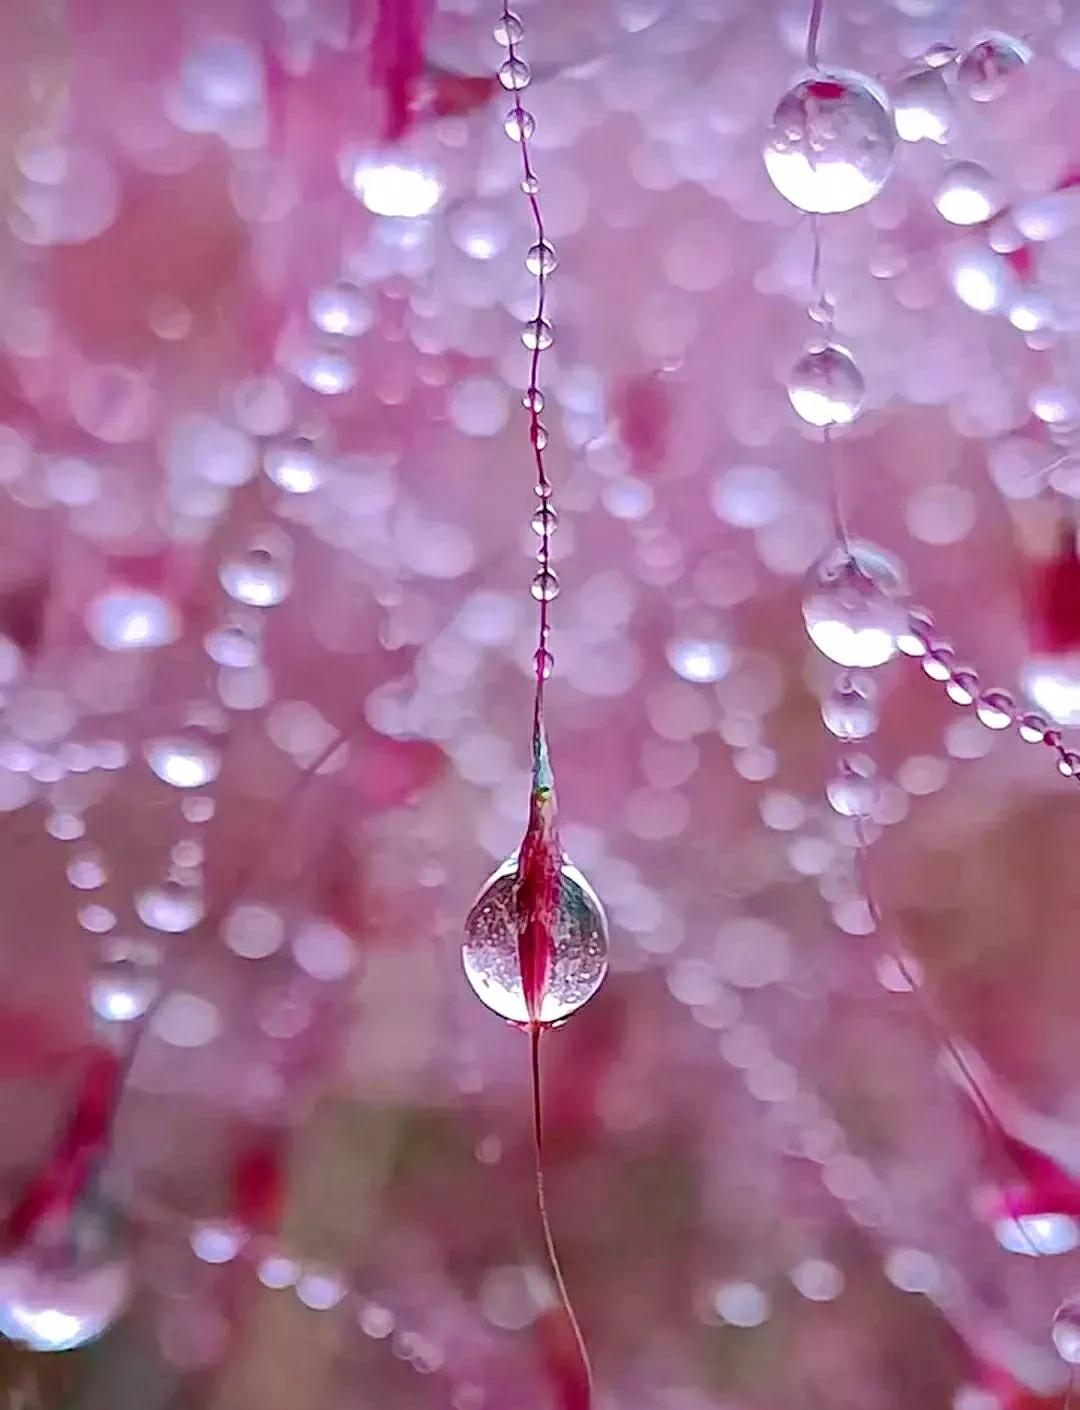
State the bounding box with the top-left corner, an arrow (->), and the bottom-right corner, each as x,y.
530,570 -> 560,602
522,317 -> 553,351
934,161 -> 1003,226
525,240 -> 557,276
493,12 -> 524,45
957,32 -> 1031,102
1053,1301 -> 1080,1364
462,853 -> 609,1025
788,343 -> 865,427
822,675 -> 878,740
976,689 -> 1014,730
520,175 -> 540,195
498,57 -> 531,91
893,66 -> 952,143
531,505 -> 558,536
504,108 -> 535,141
1018,710 -> 1050,743
0,1243 -> 130,1352
220,539 -> 292,608
802,541 -> 907,669
145,733 -> 221,789
763,69 -> 896,214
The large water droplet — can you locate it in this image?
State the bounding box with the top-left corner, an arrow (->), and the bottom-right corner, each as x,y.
956,32 -> 1031,102
463,853 -> 609,1025
787,344 -> 865,427
0,1242 -> 130,1352
803,542 -> 907,669
763,70 -> 896,214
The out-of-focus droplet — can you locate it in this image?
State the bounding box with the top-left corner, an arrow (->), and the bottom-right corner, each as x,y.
826,754 -> 878,819
220,536 -> 292,608
344,159 -> 441,217
787,344 -> 865,427
666,636 -> 730,683
264,439 -> 324,495
934,161 -> 1002,226
803,542 -> 907,669
462,853 -> 608,1025
1022,655 -> 1080,726
763,70 -> 896,214
145,733 -> 221,789
995,1213 -> 1079,1256
1053,1301 -> 1080,1363
86,589 -> 180,652
308,282 -> 372,338
136,880 -> 204,934
91,956 -> 159,1022
957,32 -> 1031,102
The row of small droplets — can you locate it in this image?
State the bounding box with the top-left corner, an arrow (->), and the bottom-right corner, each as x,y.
494,8 -> 561,697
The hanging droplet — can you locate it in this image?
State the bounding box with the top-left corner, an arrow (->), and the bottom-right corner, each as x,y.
531,505 -> 558,536
462,853 -> 608,1025
493,12 -> 524,45
826,755 -> 878,819
822,675 -> 878,741
975,689 -> 1014,730
530,570 -> 560,602
522,317 -> 553,351
1022,656 -> 1080,727
945,668 -> 979,706
135,879 -> 204,934
763,70 -> 896,214
934,161 -> 1003,226
1053,1301 -> 1080,1363
91,955 -> 159,1022
531,423 -> 549,450
956,32 -> 1031,102
525,240 -> 557,276
802,541 -> 907,669
308,281 -> 372,338
498,57 -> 531,92
520,175 -> 540,195
787,344 -> 865,427
205,614 -> 262,667
145,732 -> 221,789
0,1215 -> 131,1352
522,389 -> 545,412
1017,710 -> 1050,743
220,536 -> 292,608
264,437 -> 324,495
808,294 -> 835,326
504,108 -> 535,141
535,648 -> 554,679
892,66 -> 952,144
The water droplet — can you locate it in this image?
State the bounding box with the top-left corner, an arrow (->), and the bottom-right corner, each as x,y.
826,755 -> 878,819
945,668 -> 979,706
520,175 -> 540,195
666,636 -> 730,683
763,69 -> 896,214
956,32 -> 1031,102
493,12 -> 524,45
145,733 -> 221,789
0,1242 -> 130,1352
530,423 -> 549,450
1022,655 -> 1080,727
205,615 -> 262,668
787,343 -> 865,427
530,505 -> 558,536
220,538 -> 292,608
136,880 -> 204,934
91,956 -> 159,1022
1053,1301 -> 1080,1363
975,690 -> 1014,730
522,389 -> 545,412
822,675 -> 878,740
504,108 -> 535,141
521,317 -> 552,351
802,541 -> 907,669
85,589 -> 180,652
498,58 -> 531,91
530,570 -> 559,602
264,438 -> 324,495
535,647 -> 554,679
893,66 -> 952,143
308,281 -> 372,338
995,1213 -> 1079,1256
462,853 -> 609,1025
1017,710 -> 1050,743
525,240 -> 557,276
934,161 -> 1002,225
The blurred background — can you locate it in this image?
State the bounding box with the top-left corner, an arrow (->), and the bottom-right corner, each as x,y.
1,0 -> 1080,1406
